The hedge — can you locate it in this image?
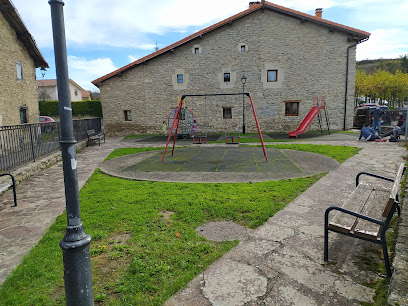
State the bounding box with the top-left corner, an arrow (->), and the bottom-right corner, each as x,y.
39,100 -> 103,118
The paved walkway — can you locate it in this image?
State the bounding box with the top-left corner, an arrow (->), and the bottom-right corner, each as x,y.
0,134 -> 406,305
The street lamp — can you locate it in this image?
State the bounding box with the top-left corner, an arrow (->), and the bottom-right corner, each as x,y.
241,75 -> 247,134
49,1 -> 93,305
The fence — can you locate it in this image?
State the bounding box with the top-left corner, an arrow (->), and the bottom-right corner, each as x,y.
0,118 -> 102,173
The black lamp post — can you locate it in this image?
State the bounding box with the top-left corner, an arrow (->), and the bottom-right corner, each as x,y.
49,1 -> 93,305
241,75 -> 247,134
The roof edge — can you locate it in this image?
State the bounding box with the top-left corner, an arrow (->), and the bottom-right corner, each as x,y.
92,1 -> 370,86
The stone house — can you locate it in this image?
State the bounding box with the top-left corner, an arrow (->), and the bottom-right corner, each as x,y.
0,0 -> 48,126
36,79 -> 86,102
93,1 -> 370,136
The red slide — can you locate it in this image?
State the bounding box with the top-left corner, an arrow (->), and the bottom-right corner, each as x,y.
288,105 -> 325,138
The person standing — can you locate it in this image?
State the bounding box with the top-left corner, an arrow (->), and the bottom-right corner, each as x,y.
190,120 -> 197,137
162,121 -> 167,136
370,105 -> 385,135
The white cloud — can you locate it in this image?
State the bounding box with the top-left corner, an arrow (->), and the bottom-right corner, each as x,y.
67,56 -> 117,90
128,55 -> 138,63
357,29 -> 408,60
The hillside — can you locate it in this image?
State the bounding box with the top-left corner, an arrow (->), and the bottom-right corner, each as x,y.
357,56 -> 408,75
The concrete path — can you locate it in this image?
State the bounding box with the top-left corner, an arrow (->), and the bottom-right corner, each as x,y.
0,133 -> 406,305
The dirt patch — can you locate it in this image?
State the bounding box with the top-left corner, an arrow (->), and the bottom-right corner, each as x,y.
159,210 -> 175,226
196,221 -> 249,242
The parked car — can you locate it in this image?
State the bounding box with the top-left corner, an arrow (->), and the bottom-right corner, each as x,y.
353,105 -> 390,129
39,116 -> 55,123
39,116 -> 57,133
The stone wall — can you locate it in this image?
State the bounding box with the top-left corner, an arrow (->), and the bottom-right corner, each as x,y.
0,13 -> 39,126
100,9 -> 358,136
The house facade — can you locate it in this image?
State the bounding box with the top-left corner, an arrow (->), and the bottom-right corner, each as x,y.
0,0 -> 48,126
37,79 -> 87,102
93,1 -> 370,136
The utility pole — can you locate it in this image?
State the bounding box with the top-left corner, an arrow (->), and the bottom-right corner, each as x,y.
48,1 -> 94,305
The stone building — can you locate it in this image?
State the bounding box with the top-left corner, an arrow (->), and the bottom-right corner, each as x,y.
36,79 -> 87,102
0,0 -> 48,126
93,1 -> 370,136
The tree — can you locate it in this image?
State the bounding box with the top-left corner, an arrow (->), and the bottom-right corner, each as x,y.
38,88 -> 51,101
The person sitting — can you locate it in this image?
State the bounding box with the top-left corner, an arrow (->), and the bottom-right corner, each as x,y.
397,114 -> 406,127
359,125 -> 383,141
382,120 -> 406,139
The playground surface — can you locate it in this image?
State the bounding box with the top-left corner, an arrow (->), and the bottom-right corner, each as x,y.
100,145 -> 339,183
0,133 -> 407,305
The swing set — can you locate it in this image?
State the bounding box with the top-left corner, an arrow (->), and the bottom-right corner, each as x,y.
161,92 -> 269,162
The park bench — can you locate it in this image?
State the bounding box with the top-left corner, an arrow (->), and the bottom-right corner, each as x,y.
324,163 -> 406,277
0,173 -> 17,207
86,129 -> 105,146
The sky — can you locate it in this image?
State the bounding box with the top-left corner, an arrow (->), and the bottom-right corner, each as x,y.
10,0 -> 408,91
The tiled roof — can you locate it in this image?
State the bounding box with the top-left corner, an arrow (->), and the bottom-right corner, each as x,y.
92,1 -> 370,86
1,0 -> 48,68
37,79 -> 86,91
36,79 -> 57,87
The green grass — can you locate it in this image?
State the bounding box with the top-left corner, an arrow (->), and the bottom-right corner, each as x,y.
123,134 -> 156,139
104,147 -> 163,161
0,171 -> 325,305
263,144 -> 361,163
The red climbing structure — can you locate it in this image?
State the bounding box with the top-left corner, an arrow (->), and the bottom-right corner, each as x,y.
288,96 -> 330,138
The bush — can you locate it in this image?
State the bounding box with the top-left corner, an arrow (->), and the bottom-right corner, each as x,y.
39,100 -> 103,118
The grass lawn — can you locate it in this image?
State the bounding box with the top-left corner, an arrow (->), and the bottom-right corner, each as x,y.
0,145 -> 359,305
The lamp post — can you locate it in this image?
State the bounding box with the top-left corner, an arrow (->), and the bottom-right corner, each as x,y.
49,1 -> 93,305
241,75 -> 247,134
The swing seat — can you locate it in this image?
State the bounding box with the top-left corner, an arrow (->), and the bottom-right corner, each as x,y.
192,135 -> 207,144
225,136 -> 240,144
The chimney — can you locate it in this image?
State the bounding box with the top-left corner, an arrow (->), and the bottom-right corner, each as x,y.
249,1 -> 261,8
315,8 -> 323,18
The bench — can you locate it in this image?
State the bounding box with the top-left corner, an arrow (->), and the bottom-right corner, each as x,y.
192,135 -> 207,144
86,129 -> 105,146
225,136 -> 240,144
0,173 -> 17,207
324,163 -> 406,277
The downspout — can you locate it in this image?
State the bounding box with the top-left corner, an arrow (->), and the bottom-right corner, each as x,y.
343,38 -> 368,130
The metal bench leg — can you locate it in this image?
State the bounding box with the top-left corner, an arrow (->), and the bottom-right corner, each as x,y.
324,209 -> 330,262
381,232 -> 392,277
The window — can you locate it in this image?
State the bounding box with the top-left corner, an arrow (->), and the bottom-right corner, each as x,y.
241,45 -> 246,52
224,73 -> 231,82
285,101 -> 300,116
16,62 -> 23,80
19,107 -> 28,123
223,107 -> 232,119
194,47 -> 199,54
124,110 -> 132,121
74,89 -> 78,96
267,70 -> 278,82
177,74 -> 184,84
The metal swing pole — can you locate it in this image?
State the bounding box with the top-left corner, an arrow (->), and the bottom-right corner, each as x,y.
162,97 -> 184,162
248,92 -> 269,162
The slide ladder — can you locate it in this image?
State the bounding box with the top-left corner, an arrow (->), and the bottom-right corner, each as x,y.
288,96 -> 330,138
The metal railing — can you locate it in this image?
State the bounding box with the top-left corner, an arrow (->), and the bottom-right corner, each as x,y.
0,118 -> 102,173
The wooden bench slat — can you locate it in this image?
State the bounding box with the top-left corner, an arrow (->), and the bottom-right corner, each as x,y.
383,164 -> 405,217
354,188 -> 390,238
329,184 -> 373,232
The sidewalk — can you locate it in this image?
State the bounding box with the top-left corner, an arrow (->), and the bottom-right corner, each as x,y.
0,134 -> 406,305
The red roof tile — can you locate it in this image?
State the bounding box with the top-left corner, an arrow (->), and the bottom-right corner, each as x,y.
92,1 -> 370,86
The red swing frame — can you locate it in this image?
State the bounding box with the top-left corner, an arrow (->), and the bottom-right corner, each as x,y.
161,92 -> 269,162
